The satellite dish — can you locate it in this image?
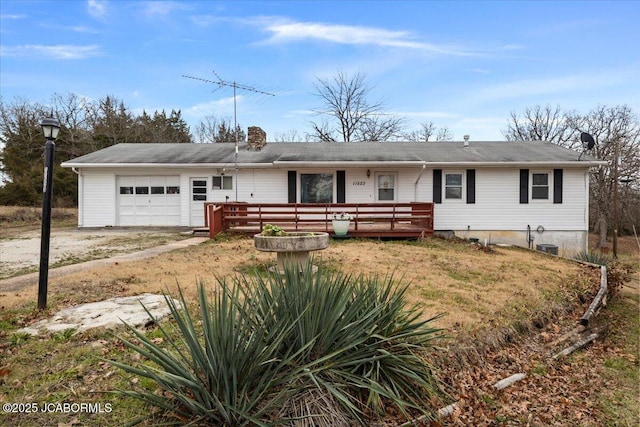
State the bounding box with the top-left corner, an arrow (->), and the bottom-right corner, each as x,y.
580,132 -> 595,150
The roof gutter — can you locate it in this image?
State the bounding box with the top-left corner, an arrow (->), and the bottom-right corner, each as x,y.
61,160 -> 606,169
61,162 -> 275,169
423,161 -> 606,168
272,160 -> 427,167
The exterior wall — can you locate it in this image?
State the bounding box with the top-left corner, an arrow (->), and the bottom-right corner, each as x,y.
79,171 -> 117,227
428,167 -> 589,252
231,167 -> 424,204
74,165 -> 590,253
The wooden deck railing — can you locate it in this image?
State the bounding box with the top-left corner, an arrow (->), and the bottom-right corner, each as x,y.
204,202 -> 434,239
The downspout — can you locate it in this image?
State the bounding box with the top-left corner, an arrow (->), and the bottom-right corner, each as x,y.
414,163 -> 427,201
71,167 -> 82,227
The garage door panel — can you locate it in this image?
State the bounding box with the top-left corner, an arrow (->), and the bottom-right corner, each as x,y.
117,176 -> 181,226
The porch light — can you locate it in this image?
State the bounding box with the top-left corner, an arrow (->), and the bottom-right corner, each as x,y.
41,116 -> 61,140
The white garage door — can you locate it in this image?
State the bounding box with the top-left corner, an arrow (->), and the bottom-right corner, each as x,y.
117,176 -> 181,226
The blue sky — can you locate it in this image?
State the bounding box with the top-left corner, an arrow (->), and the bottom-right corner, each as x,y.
1,0 -> 639,142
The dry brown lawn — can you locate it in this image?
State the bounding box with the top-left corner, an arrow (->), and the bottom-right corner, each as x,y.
3,234 -> 598,335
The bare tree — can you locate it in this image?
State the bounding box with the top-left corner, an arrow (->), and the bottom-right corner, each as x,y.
194,115 -> 244,143
404,121 -> 453,142
503,104 -> 574,146
51,92 -> 93,158
567,105 -> 640,248
310,71 -> 404,142
504,104 -> 640,249
274,129 -> 312,142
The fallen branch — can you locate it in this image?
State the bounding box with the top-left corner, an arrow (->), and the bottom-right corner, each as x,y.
548,325 -> 586,348
551,333 -> 598,360
398,402 -> 459,426
493,373 -> 527,390
580,265 -> 607,326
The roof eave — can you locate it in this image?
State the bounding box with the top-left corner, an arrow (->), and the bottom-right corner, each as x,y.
61,162 -> 275,168
425,161 -> 606,168
271,160 -> 426,167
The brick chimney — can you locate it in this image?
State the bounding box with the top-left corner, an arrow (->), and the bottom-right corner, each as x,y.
247,126 -> 266,151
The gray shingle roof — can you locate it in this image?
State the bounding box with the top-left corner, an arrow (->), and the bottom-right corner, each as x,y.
62,141 -> 601,167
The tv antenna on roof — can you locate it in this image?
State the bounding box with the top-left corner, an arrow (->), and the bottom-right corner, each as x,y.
183,70 -> 275,201
183,70 -> 275,144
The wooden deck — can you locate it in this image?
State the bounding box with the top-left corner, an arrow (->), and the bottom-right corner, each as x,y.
202,202 -> 434,239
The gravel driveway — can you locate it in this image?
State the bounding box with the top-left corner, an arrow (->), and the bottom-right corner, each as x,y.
0,227 -> 193,280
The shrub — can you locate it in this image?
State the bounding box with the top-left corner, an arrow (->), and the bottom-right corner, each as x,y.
261,224 -> 287,236
572,250 -> 612,266
109,264 -> 445,426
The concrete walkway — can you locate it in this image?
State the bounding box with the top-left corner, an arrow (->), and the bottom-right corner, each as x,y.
0,237 -> 208,293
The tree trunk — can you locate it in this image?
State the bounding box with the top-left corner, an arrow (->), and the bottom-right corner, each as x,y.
597,217 -> 608,249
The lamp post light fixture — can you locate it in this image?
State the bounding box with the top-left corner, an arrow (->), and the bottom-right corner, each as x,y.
38,116 -> 60,310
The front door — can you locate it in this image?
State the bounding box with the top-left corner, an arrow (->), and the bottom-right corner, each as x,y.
190,178 -> 208,227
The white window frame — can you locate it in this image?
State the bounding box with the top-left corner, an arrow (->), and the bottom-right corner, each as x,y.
375,172 -> 397,202
531,171 -> 550,201
212,175 -> 233,190
444,172 -> 463,200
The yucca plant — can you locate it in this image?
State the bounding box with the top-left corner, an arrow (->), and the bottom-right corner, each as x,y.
573,249 -> 612,266
108,284 -> 309,426
247,265 -> 445,424
108,263 -> 445,426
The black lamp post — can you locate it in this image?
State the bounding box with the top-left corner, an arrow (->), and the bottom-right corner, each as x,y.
38,116 -> 60,310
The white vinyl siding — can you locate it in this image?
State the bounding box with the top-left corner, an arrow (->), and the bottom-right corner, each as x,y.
433,168 -> 588,231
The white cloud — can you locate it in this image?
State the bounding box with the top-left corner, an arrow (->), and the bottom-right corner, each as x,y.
87,0 -> 107,19
0,44 -> 101,59
396,110 -> 461,120
0,14 -> 26,20
448,117 -> 507,141
471,67 -> 639,103
183,96 -> 239,121
254,18 -> 485,56
70,25 -> 101,34
141,1 -> 192,18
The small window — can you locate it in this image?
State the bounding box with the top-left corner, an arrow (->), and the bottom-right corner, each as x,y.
119,186 -> 133,195
193,180 -> 207,187
192,195 -> 206,201
192,187 -> 207,194
377,174 -> 395,201
166,186 -> 180,194
212,176 -> 233,190
135,186 -> 149,195
532,173 -> 549,200
150,186 -> 165,195
445,173 -> 462,199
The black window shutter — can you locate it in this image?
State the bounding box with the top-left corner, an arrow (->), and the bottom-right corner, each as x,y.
553,169 -> 563,204
287,171 -> 296,203
519,169 -> 529,204
466,169 -> 476,204
433,169 -> 442,204
337,170 -> 346,203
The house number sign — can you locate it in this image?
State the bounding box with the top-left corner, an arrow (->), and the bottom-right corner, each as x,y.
352,181 -> 366,186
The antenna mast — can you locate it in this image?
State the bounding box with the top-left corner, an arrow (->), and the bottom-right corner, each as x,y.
183,70 -> 275,201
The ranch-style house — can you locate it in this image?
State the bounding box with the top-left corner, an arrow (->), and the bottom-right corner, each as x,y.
61,127 -> 602,254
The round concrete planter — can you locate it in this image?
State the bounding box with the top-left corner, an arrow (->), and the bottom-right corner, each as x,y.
254,232 -> 329,273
